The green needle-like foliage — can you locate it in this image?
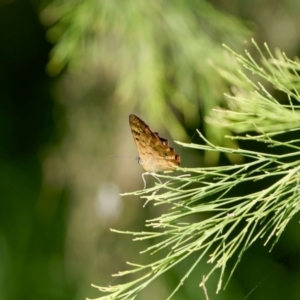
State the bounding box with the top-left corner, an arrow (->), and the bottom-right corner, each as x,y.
42,0 -> 250,143
90,41 -> 300,299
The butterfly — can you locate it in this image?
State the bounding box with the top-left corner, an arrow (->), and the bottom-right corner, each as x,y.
129,114 -> 180,188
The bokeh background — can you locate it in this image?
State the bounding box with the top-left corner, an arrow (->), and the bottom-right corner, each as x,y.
1,1 -> 300,299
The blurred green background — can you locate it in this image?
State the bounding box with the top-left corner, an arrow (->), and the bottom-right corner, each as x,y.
1,0 -> 300,299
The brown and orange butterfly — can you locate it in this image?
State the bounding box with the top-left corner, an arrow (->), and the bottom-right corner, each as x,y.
129,114 -> 180,187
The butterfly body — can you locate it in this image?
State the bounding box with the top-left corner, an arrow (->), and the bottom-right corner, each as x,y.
129,114 -> 180,173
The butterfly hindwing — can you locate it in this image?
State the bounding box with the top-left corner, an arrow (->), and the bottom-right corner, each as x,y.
129,114 -> 180,173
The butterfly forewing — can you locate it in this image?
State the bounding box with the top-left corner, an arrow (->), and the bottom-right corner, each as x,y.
129,114 -> 180,173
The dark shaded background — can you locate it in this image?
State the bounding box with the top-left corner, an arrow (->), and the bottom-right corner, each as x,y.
0,1 -> 73,300
1,1 -> 300,300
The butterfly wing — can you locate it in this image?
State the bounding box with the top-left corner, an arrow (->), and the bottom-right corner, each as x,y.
129,114 -> 180,173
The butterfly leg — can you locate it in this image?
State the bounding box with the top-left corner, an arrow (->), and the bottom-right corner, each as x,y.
151,173 -> 162,185
142,172 -> 150,189
142,172 -> 162,189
